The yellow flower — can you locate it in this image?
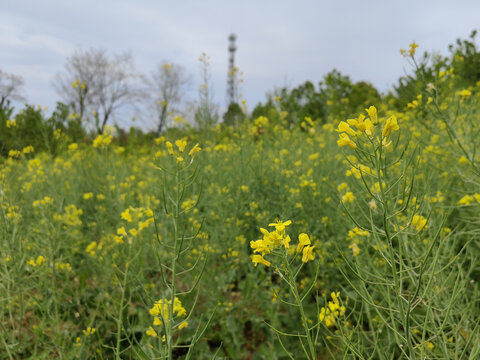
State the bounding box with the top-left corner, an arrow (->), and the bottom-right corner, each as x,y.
175,139 -> 187,153
166,141 -> 174,156
251,254 -> 271,267
336,121 -> 358,137
82,327 -> 96,336
129,228 -> 138,237
36,255 -> 46,266
364,118 -> 374,136
297,233 -> 311,253
121,208 -> 132,222
188,143 -> 202,157
382,115 -> 399,137
146,326 -> 157,337
349,243 -> 360,256
457,89 -> 472,98
178,321 -> 188,330
23,146 -> 34,154
337,133 -> 357,149
268,219 -> 292,234
458,194 -> 474,205
83,192 -> 93,200
411,215 -> 427,231
173,298 -> 187,317
347,114 -> 365,131
341,191 -> 355,203
302,245 -> 315,263
379,136 -> 392,148
409,42 -> 419,56
176,156 -> 184,164
365,106 -> 377,123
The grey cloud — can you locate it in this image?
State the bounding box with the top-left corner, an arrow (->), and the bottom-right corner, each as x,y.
2,0 -> 480,124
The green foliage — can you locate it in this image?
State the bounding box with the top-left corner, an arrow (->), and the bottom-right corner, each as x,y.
222,102 -> 244,127
2,29 -> 480,360
251,98 -> 276,119
0,102 -> 86,157
450,30 -> 480,87
268,70 -> 381,127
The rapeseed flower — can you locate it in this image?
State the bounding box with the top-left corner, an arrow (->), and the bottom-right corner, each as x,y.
409,42 -> 419,56
382,115 -> 399,137
189,143 -> 202,157
341,191 -> 355,203
166,141 -> 174,155
411,215 -> 427,231
268,220 -> 292,234
457,89 -> 472,98
149,297 -> 187,328
175,139 -> 187,153
297,233 -> 311,253
319,292 -> 346,328
337,133 -> 357,149
336,121 -> 358,137
146,327 -> 157,337
365,106 -> 377,123
349,243 -> 360,256
251,254 -> 271,267
302,245 -> 315,263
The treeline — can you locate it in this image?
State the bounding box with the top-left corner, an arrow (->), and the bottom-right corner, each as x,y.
1,30 -> 479,156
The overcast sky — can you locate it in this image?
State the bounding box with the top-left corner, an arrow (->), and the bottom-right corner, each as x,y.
2,0 -> 480,127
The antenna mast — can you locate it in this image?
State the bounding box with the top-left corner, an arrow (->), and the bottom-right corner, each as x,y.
227,33 -> 237,105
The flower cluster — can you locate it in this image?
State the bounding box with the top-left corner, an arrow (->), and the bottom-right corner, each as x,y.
93,126 -> 114,148
400,42 -> 419,57
165,139 -> 201,164
117,206 -> 154,242
32,196 -> 54,208
250,220 -> 316,267
72,79 -> 86,89
27,255 -> 46,267
146,297 -> 188,338
336,106 -> 399,150
319,292 -> 346,328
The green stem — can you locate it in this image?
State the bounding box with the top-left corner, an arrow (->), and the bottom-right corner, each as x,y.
168,164 -> 180,360
115,246 -> 130,360
285,253 -> 316,359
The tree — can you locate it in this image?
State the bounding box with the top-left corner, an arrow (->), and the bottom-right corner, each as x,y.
54,49 -> 141,133
222,102 -> 244,126
0,70 -> 25,110
278,80 -> 326,125
146,62 -> 190,134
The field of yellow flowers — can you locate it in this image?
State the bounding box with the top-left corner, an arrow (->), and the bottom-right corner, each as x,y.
2,44 -> 480,359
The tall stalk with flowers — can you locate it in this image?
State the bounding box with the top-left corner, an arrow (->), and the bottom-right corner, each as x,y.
250,220 -> 346,359
144,138 -> 212,359
333,101 -> 476,358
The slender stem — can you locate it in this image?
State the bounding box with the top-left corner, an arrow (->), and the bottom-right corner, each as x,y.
167,164 -> 180,360
284,253 -> 316,359
115,245 -> 130,360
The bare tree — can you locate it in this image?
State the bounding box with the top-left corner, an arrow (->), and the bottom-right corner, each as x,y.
0,70 -> 25,110
146,62 -> 190,134
54,48 -> 142,133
